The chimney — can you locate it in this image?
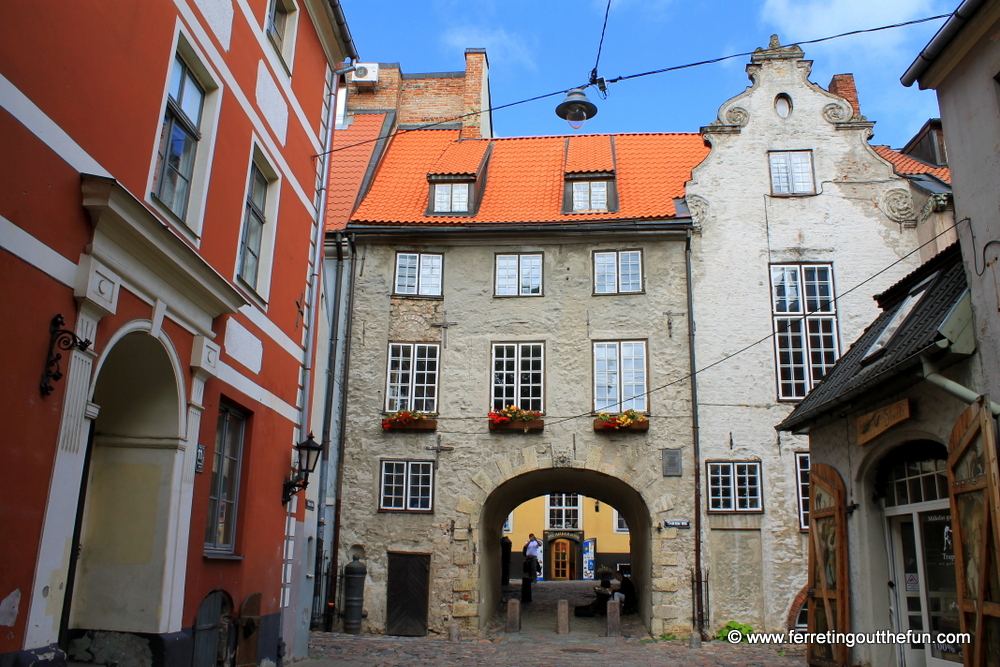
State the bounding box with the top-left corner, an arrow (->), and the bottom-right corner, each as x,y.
827,74 -> 860,118
462,49 -> 491,139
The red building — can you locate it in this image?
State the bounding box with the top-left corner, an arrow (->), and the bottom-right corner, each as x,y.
0,2 -> 356,666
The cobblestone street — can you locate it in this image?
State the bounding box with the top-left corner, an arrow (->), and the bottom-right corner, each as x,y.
305,581 -> 807,666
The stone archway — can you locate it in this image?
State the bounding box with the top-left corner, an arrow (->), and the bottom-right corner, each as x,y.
477,467 -> 654,631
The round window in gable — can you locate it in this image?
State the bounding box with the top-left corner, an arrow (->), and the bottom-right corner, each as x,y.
775,94 -> 792,118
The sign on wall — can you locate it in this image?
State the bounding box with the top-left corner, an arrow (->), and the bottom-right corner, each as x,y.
857,399 -> 910,446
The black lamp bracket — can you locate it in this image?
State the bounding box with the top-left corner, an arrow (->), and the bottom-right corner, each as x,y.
41,314 -> 92,396
282,474 -> 309,505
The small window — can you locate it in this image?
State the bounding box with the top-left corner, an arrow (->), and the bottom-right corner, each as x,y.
613,509 -> 629,534
495,253 -> 542,296
593,250 -> 643,294
205,404 -> 246,553
769,151 -> 814,195
266,0 -> 297,68
573,181 -> 608,211
492,343 -> 543,412
503,512 -> 513,533
380,460 -> 434,511
863,277 -> 934,361
394,252 -> 443,296
796,452 -> 810,530
385,343 -> 439,412
708,461 -> 762,512
154,55 -> 206,220
547,493 -> 580,529
594,341 -> 647,413
238,163 -> 270,290
432,182 -> 470,213
775,94 -> 792,118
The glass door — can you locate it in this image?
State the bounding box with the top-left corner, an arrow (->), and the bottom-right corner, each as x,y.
552,539 -> 570,580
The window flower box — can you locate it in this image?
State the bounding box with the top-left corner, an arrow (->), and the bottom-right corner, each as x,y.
382,411 -> 437,431
489,419 -> 544,433
594,410 -> 648,431
488,406 -> 544,432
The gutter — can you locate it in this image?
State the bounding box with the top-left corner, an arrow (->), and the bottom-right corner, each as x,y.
900,0 -> 984,87
326,1 -> 359,61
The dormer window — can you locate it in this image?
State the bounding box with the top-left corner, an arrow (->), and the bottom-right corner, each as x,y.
433,182 -> 470,213
563,174 -> 618,214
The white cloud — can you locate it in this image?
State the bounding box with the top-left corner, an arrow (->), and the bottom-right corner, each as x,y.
442,26 -> 538,71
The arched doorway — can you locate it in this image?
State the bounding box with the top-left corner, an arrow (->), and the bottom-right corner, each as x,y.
478,468 -> 653,631
66,329 -> 184,636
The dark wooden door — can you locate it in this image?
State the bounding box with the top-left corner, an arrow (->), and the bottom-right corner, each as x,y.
192,591 -> 233,667
386,552 -> 430,636
234,593 -> 261,667
806,463 -> 850,667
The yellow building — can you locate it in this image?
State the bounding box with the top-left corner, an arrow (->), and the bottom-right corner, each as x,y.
504,494 -> 631,581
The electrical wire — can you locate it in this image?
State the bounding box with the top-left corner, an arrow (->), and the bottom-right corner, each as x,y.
590,0 -> 613,96
313,13 -> 951,159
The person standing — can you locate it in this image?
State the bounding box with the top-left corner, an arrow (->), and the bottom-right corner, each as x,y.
521,533 -> 542,603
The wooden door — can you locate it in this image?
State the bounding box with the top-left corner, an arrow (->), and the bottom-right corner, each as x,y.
386,552 -> 430,636
947,397 -> 1000,667
806,463 -> 850,667
552,539 -> 570,580
234,593 -> 261,667
192,591 -> 233,667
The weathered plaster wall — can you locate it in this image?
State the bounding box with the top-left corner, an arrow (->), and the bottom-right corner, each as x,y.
338,233 -> 698,635
686,43 -> 922,633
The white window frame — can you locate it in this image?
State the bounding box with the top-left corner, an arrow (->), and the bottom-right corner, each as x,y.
708,461 -> 762,512
547,493 -> 581,529
385,343 -> 440,412
503,512 -> 513,533
379,460 -> 434,512
205,404 -> 246,554
394,252 -> 443,296
796,452 -> 810,530
266,0 -> 299,72
572,180 -> 609,211
492,342 -> 544,413
593,249 -> 643,294
432,182 -> 470,213
495,253 -> 543,296
769,150 -> 815,195
233,146 -> 281,304
612,508 -> 629,534
770,263 -> 840,400
147,34 -> 223,240
593,340 -> 647,413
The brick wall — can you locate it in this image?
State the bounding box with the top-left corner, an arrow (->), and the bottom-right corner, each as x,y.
827,74 -> 860,118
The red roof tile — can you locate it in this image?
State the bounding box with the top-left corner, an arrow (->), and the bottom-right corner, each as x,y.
565,135 -> 614,173
350,130 -> 708,225
325,113 -> 387,231
872,145 -> 951,183
429,139 -> 490,175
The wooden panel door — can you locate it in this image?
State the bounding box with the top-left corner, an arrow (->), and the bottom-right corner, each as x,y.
386,552 -> 430,636
947,397 -> 1000,667
234,593 -> 261,667
807,463 -> 850,667
552,539 -> 569,580
192,591 -> 233,667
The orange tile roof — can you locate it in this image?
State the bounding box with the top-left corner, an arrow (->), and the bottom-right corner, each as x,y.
428,138 -> 490,175
325,113 -> 387,231
565,135 -> 614,173
872,145 -> 951,183
350,130 -> 708,225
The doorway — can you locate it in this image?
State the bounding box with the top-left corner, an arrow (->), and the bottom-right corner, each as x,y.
386,552 -> 430,636
551,539 -> 575,580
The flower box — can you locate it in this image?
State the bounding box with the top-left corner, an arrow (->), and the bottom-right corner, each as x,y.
489,419 -> 544,433
381,411 -> 436,431
593,418 -> 648,432
384,419 -> 438,432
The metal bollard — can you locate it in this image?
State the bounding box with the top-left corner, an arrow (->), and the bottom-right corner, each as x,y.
343,555 -> 366,634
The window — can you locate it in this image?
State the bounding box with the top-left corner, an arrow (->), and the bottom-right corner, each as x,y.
796,452 -> 810,530
154,55 -> 205,220
573,181 -> 608,211
394,253 -> 443,296
770,264 -> 839,400
769,151 -> 814,195
385,343 -> 439,412
593,341 -> 647,412
593,250 -> 642,294
379,460 -> 434,511
613,509 -> 629,533
238,163 -> 269,290
432,182 -> 470,213
205,404 -> 246,553
266,0 -> 297,68
708,461 -> 762,512
548,493 -> 580,529
503,512 -> 513,533
495,254 -> 542,296
863,277 -> 933,361
492,343 -> 543,412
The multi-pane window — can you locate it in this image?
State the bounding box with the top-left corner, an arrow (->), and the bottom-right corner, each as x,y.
495,254 -> 542,296
155,55 -> 205,220
385,343 -> 439,412
594,250 -> 642,294
708,462 -> 762,512
613,509 -> 629,533
572,181 -> 608,211
238,164 -> 268,289
379,460 -> 434,511
769,151 -> 814,195
266,0 -> 289,53
593,341 -> 647,412
205,404 -> 246,553
433,182 -> 470,213
548,493 -> 580,529
492,343 -> 543,412
771,264 -> 839,400
394,253 -> 443,296
796,452 -> 811,530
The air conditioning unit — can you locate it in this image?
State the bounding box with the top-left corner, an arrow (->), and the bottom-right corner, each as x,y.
352,63 -> 379,86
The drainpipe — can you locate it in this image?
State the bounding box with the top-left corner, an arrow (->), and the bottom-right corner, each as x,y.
920,355 -> 1000,415
685,231 -> 706,640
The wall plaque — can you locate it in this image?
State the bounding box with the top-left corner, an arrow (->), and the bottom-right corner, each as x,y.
663,519 -> 691,529
662,449 -> 682,476
857,399 -> 910,446
196,443 -> 206,473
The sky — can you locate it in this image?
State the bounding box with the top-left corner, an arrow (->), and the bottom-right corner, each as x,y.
337,0 -> 957,149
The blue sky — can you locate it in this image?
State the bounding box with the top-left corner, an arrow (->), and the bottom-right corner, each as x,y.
338,0 -> 956,149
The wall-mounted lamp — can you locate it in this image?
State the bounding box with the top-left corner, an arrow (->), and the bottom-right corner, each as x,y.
282,433 -> 323,505
41,314 -> 91,396
555,88 -> 598,130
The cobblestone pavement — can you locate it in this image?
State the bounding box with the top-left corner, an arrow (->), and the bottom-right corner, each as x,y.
306,581 -> 807,666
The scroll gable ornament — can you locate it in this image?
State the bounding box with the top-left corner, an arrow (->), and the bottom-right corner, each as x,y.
686,195 -> 710,226
822,102 -> 852,124
882,189 -> 916,223
725,107 -> 749,127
